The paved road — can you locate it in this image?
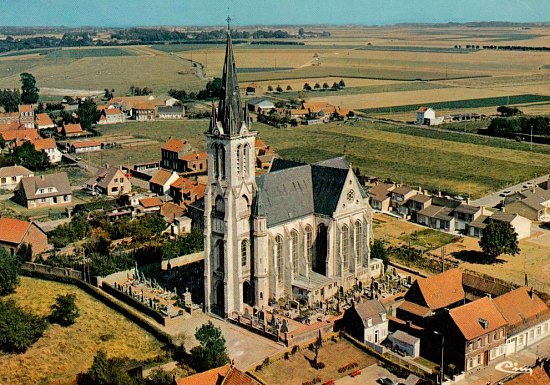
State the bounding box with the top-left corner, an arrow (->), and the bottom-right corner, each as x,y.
471,174 -> 550,207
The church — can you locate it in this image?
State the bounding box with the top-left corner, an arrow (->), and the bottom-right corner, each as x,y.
204,30 -> 382,318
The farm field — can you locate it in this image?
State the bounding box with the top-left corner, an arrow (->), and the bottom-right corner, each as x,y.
0,277 -> 164,385
94,118 -> 550,199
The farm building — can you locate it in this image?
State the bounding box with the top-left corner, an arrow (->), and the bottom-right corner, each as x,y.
416,107 -> 443,126
67,140 -> 102,153
158,105 -> 185,120
247,98 -> 275,113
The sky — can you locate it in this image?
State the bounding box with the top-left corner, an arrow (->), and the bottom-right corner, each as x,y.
0,0 -> 548,27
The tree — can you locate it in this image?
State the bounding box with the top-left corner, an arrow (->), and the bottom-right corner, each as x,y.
77,349 -> 134,385
0,248 -> 20,295
11,141 -> 50,170
0,134 -> 5,150
36,102 -> 45,114
497,105 -> 522,117
332,82 -> 339,90
303,83 -> 312,91
16,243 -> 32,263
20,72 -> 40,104
49,293 -> 80,327
286,85 -> 292,91
314,83 -> 321,90
338,79 -> 346,88
479,221 -> 520,261
298,28 -> 305,37
77,98 -> 101,129
371,239 -> 389,270
276,85 -> 283,93
145,368 -> 173,385
267,85 -> 273,92
190,321 -> 229,372
0,299 -> 47,353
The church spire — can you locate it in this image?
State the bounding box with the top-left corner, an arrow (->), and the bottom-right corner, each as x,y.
216,23 -> 244,136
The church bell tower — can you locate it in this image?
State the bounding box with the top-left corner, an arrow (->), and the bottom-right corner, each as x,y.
204,24 -> 257,317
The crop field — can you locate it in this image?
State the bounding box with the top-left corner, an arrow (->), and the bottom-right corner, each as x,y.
45,47 -> 138,58
359,94 -> 550,114
0,277 -> 164,385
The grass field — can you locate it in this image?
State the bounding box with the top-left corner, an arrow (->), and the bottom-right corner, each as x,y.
359,94 -> 550,114
46,47 -> 138,59
254,339 -> 377,385
0,277 -> 165,385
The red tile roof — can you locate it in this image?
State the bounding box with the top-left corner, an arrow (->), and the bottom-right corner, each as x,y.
416,107 -> 428,112
179,152 -> 207,162
415,269 -> 464,310
18,104 -> 33,113
139,197 -> 163,208
505,367 -> 550,385
449,297 -> 507,341
0,217 -> 32,244
222,367 -> 262,385
31,138 -> 57,150
150,169 -> 175,186
105,108 -> 123,115
1,128 -> 39,142
397,300 -> 432,318
69,140 -> 102,148
63,123 -> 83,134
35,113 -> 54,127
162,138 -> 188,152
493,287 -> 550,329
175,364 -> 231,385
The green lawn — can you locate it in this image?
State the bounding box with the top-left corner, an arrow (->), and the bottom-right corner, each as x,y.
46,47 -> 138,59
91,118 -> 550,199
399,229 -> 458,251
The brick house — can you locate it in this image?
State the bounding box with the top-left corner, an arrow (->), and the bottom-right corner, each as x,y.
14,172 -> 72,209
178,152 -> 207,174
169,176 -> 206,205
441,297 -> 507,373
18,104 -> 34,128
161,138 -> 195,171
0,217 -> 49,256
98,108 -> 126,125
149,169 -> 180,195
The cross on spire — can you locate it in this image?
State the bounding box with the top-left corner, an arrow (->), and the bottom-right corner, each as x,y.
226,15 -> 232,31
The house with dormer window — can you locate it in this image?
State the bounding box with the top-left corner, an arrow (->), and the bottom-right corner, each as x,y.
343,299 -> 388,346
13,172 -> 72,209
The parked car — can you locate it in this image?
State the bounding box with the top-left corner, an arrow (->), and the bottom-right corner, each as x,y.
499,190 -> 513,197
75,157 -> 82,161
522,182 -> 535,189
377,378 -> 395,385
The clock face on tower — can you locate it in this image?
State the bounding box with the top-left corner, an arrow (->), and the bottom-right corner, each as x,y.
347,190 -> 355,201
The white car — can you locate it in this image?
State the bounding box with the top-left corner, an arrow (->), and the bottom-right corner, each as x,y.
499,190 -> 513,197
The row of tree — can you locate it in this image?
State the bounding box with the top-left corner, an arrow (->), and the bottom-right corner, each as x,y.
303,80 -> 346,91
487,116 -> 550,136
168,78 -> 222,102
0,72 -> 39,111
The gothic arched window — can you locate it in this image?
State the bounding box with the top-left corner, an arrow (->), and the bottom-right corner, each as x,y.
236,145 -> 242,175
305,225 -> 313,270
354,220 -> 363,258
243,144 -> 250,176
291,230 -> 299,276
241,239 -> 249,267
215,240 -> 224,271
219,145 -> 226,179
213,144 -> 219,178
342,224 -> 349,270
275,235 -> 283,284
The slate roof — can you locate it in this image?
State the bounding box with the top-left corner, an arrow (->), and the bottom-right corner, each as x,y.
16,173 -> 71,199
449,297 -> 507,341
0,165 -> 33,178
254,158 -> 353,227
391,330 -> 420,346
314,156 -> 349,170
350,299 -> 387,328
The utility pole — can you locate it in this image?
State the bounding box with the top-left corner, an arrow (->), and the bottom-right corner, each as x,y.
441,246 -> 446,272
434,331 -> 445,385
531,123 -> 533,151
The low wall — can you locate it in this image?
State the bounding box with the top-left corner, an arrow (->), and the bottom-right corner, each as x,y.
22,262 -> 83,280
20,269 -> 174,347
161,252 -> 205,270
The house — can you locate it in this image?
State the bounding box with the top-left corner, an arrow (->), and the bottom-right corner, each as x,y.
396,269 -> 465,328
416,107 -> 443,126
178,152 -> 207,174
157,105 -> 185,120
503,367 -> 550,385
18,104 -> 34,128
139,196 -> 163,213
68,140 -> 102,153
61,123 -> 84,137
504,187 -> 550,222
407,194 -> 432,221
247,98 -> 275,113
149,169 -> 180,195
493,287 -> 550,355
466,211 -> 531,240
98,108 -> 125,125
14,172 -> 72,209
131,102 -> 157,121
1,128 -> 40,147
388,330 -> 420,358
390,186 -> 419,216
174,363 -> 262,385
367,183 -> 395,212
160,201 -> 186,219
170,177 -> 206,205
442,296 -> 507,373
161,138 -> 195,171
35,113 -> 55,130
170,216 -> 192,236
417,204 -> 456,232
453,203 -> 484,232
31,138 -> 62,163
0,217 -> 49,256
0,112 -> 19,125
343,299 -> 388,345
86,166 -> 131,196
0,165 -> 34,190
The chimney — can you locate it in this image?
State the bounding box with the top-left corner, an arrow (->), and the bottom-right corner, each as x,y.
486,293 -> 492,299
40,175 -> 44,181
467,197 -> 471,205
529,287 -> 535,300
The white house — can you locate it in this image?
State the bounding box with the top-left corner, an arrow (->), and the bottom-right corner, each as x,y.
0,165 -> 34,190
416,107 -> 443,126
32,138 -> 62,164
494,287 -> 550,355
343,300 -> 388,346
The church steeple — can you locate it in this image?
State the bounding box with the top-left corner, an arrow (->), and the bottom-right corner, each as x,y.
215,25 -> 244,136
